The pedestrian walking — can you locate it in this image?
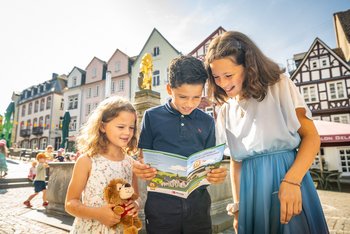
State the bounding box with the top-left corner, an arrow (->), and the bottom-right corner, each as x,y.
0,139 -> 9,178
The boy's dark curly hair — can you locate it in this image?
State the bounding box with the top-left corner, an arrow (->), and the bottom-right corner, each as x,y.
168,55 -> 208,88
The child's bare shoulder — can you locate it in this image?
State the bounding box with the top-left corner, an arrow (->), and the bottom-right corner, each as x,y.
75,154 -> 92,169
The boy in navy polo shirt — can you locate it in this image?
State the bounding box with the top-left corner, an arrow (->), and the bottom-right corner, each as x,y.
134,55 -> 227,234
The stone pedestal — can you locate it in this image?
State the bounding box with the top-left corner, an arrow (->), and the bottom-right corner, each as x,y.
133,89 -> 161,230
46,162 -> 75,216
134,90 -> 161,125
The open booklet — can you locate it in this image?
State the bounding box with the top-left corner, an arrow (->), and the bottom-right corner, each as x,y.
142,144 -> 225,198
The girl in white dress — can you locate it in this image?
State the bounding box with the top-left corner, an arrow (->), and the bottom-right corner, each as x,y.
65,96 -> 140,234
205,31 -> 328,234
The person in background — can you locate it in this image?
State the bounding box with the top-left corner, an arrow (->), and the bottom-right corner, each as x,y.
44,145 -> 54,161
27,161 -> 37,181
54,148 -> 65,162
0,139 -> 9,178
205,31 -> 328,233
23,153 -> 49,208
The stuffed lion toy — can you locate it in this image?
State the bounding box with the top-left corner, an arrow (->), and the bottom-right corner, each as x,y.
104,178 -> 142,234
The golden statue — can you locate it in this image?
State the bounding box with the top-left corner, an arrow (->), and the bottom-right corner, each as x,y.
138,53 -> 153,90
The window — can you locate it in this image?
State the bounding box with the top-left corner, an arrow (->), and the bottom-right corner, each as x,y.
21,105 -> 26,117
20,121 -> 25,130
46,96 -> 51,109
28,103 -> 32,115
86,103 -> 92,116
204,43 -> 209,55
40,98 -> 45,111
39,116 -> 43,127
33,118 -> 37,128
320,58 -> 329,68
118,80 -> 124,91
327,80 -> 346,100
92,67 -> 97,77
311,148 -> 324,169
153,47 -> 160,56
60,98 -> 64,110
72,76 -> 77,86
87,88 -> 92,98
68,95 -> 78,109
153,70 -> 160,86
205,107 -> 214,117
45,115 -> 50,129
301,85 -> 318,103
332,114 -> 349,124
34,101 -> 39,113
27,120 -> 31,129
70,116 -> 77,131
94,86 -> 99,97
111,81 -> 115,93
339,148 -> 350,173
310,58 -> 319,70
115,62 -> 121,72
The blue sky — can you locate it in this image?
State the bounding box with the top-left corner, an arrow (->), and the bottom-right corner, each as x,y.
0,0 -> 349,114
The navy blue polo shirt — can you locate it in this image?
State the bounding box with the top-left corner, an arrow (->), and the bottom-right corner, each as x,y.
138,99 -> 215,156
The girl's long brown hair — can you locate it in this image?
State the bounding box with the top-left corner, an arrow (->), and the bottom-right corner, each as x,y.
205,31 -> 283,104
76,96 -> 138,157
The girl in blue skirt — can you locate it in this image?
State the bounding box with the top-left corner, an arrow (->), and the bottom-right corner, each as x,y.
205,31 -> 329,234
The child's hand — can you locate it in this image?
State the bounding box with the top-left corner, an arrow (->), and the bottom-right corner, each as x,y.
207,167 -> 227,184
278,181 -> 302,224
96,204 -> 121,227
125,200 -> 139,217
133,161 -> 157,180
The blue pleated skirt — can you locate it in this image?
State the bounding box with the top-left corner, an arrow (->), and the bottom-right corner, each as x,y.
238,150 -> 329,234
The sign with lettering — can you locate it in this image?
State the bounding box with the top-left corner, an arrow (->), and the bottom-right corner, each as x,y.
320,134 -> 350,143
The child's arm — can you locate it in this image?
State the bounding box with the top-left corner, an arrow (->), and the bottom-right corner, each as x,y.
65,155 -> 121,227
230,159 -> 241,233
279,107 -> 320,224
124,172 -> 141,217
132,149 -> 157,180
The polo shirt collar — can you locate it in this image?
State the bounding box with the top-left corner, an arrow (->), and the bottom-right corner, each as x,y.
165,98 -> 196,119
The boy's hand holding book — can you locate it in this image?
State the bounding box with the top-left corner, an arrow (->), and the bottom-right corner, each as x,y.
206,167 -> 227,184
133,161 -> 157,180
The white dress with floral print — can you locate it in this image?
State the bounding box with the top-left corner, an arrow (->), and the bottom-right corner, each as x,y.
70,154 -> 134,234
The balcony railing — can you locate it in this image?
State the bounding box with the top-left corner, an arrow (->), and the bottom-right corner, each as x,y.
20,129 -> 31,137
32,126 -> 44,135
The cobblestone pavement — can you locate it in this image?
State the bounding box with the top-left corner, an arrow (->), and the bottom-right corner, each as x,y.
1,186 -> 350,234
1,158 -> 350,233
0,187 -> 68,234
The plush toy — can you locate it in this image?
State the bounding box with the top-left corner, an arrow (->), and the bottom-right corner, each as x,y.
104,178 -> 142,234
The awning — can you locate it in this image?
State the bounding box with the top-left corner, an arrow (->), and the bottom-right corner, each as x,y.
314,120 -> 350,143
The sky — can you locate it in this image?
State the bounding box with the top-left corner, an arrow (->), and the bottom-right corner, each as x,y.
1,0 -> 349,115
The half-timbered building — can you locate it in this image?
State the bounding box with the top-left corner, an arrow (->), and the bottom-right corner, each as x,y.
290,37 -> 350,124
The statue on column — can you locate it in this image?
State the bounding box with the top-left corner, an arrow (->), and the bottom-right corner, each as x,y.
138,53 -> 153,90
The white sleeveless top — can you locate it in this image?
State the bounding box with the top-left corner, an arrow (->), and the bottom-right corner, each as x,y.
216,75 -> 312,161
70,155 -> 134,234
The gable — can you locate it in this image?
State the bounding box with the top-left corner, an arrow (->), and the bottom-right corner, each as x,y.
133,28 -> 180,65
291,38 -> 350,84
188,26 -> 226,61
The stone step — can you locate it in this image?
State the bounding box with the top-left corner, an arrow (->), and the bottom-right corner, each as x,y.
212,212 -> 234,233
0,177 -> 30,183
0,181 -> 33,189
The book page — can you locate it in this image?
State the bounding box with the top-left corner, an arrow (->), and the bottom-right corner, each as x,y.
143,144 -> 225,198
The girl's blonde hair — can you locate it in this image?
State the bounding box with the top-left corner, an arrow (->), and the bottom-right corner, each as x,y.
205,31 -> 283,104
76,96 -> 138,157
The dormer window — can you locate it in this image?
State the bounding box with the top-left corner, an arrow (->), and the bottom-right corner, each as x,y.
115,62 -> 121,72
92,68 -> 97,77
72,76 -> 77,86
153,47 -> 160,56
